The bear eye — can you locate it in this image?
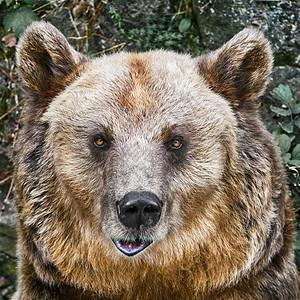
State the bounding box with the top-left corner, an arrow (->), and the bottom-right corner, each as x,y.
93,137 -> 108,148
170,139 -> 183,150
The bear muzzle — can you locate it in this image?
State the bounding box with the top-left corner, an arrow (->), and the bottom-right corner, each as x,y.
113,191 -> 163,256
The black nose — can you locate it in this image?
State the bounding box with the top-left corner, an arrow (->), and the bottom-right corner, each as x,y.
116,191 -> 163,229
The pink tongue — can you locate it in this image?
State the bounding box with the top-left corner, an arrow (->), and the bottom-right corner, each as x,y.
120,240 -> 143,252
114,239 -> 151,256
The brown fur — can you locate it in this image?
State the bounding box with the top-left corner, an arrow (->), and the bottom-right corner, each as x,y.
13,21 -> 299,299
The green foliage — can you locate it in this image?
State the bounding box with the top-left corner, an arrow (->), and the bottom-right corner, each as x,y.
295,226 -> 300,273
271,85 -> 300,166
109,7 -> 196,53
0,0 -> 13,5
178,17 -> 192,33
271,84 -> 300,270
0,223 -> 17,299
271,84 -> 300,134
0,0 -> 38,37
4,5 -> 38,37
109,6 -> 126,37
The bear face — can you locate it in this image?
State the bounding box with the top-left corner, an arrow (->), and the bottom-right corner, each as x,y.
42,50 -> 236,255
13,21 -> 299,299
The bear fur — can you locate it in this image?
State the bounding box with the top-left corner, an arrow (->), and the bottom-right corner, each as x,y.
13,21 -> 299,299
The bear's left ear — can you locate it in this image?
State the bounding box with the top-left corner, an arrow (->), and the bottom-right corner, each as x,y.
197,27 -> 273,109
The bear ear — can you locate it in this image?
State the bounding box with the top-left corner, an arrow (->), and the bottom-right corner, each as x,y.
197,27 -> 273,109
16,21 -> 89,119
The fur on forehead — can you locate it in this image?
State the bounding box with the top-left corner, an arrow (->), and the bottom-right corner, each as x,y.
45,50 -> 231,135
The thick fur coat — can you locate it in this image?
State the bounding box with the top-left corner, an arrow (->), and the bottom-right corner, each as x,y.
13,21 -> 299,299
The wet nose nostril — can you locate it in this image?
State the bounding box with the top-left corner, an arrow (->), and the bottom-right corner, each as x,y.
124,206 -> 138,215
116,191 -> 163,229
144,205 -> 159,214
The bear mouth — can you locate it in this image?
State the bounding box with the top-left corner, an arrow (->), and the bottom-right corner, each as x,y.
113,238 -> 152,256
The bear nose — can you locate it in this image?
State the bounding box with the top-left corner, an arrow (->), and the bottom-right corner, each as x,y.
116,191 -> 163,229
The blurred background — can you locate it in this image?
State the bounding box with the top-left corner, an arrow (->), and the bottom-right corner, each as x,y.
0,1 -> 299,298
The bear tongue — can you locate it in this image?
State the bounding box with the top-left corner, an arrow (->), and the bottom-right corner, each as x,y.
114,239 -> 152,256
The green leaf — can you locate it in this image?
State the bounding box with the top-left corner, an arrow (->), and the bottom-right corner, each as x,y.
270,106 -> 291,116
3,6 -> 39,37
292,103 -> 300,115
272,128 -> 283,139
295,250 -> 300,272
288,160 -> 300,166
5,0 -> 13,6
23,0 -> 34,5
276,134 -> 292,154
281,120 -> 294,134
179,18 -> 191,33
0,223 -> 17,257
283,153 -> 291,165
273,84 -> 293,106
294,118 -> 300,128
109,6 -> 116,14
295,231 -> 300,250
0,0 -> 13,5
292,144 -> 300,160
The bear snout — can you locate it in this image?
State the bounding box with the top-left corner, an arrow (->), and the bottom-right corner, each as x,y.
116,191 -> 163,230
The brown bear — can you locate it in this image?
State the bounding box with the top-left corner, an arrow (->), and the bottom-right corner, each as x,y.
13,21 -> 299,299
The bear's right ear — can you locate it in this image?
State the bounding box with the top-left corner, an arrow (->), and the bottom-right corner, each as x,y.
16,21 -> 89,119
